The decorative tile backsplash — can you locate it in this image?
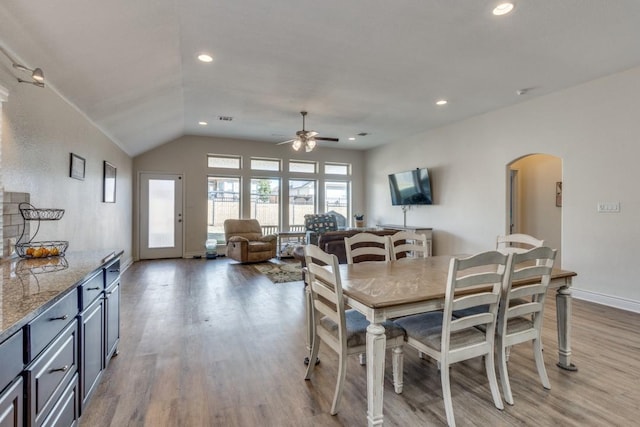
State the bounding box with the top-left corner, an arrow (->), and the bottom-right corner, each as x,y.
2,192 -> 30,257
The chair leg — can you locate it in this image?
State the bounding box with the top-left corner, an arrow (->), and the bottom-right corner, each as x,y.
392,346 -> 404,394
497,340 -> 514,405
330,351 -> 348,415
440,361 -> 456,427
485,350 -> 505,410
304,333 -> 320,380
533,338 -> 551,389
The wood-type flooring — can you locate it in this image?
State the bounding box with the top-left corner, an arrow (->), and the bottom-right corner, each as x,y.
79,257 -> 640,426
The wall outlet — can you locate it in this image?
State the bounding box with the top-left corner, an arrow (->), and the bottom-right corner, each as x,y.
597,202 -> 620,213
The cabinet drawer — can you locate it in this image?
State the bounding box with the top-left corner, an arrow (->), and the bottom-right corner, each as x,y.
79,271 -> 103,311
27,289 -> 78,362
104,259 -> 120,288
41,373 -> 79,427
0,330 -> 24,392
27,320 -> 78,426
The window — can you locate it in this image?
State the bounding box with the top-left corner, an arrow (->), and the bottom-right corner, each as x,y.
289,160 -> 317,173
251,158 -> 280,171
250,178 -> 280,230
289,179 -> 316,228
325,181 -> 350,221
207,176 -> 241,241
324,162 -> 350,175
208,154 -> 241,169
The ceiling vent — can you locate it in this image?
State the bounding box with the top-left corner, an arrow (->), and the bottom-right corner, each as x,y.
218,116 -> 233,121
357,132 -> 368,136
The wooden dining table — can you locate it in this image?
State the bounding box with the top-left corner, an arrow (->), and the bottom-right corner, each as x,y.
335,255 -> 577,427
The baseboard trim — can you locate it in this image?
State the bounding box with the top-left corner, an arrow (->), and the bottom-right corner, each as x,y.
572,288 -> 640,313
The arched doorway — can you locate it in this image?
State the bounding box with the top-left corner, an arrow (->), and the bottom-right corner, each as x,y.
507,154 -> 562,266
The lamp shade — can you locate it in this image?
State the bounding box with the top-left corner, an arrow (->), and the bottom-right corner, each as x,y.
32,68 -> 44,82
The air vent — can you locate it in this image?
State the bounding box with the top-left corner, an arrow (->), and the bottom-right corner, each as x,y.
218,116 -> 233,121
357,132 -> 368,136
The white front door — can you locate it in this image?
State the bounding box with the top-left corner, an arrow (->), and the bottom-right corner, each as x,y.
140,173 -> 184,259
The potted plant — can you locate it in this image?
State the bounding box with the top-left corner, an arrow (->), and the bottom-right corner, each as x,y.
354,213 -> 365,228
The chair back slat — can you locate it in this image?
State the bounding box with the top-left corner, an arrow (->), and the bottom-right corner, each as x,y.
344,233 -> 391,264
507,302 -> 543,319
452,292 -> 498,311
450,312 -> 494,332
496,233 -> 545,254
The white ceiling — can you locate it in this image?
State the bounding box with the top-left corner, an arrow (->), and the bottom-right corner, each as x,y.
2,1 -> 640,157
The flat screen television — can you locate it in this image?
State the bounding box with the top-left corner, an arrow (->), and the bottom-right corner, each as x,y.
388,168 -> 433,205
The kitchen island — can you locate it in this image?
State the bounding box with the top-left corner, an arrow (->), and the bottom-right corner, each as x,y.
0,250 -> 123,427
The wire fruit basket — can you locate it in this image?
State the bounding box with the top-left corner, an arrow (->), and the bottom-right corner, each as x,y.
16,202 -> 68,258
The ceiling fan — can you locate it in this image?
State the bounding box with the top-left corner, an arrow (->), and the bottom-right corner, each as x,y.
277,111 -> 339,152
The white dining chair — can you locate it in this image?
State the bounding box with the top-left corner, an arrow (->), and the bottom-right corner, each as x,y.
389,231 -> 429,260
303,244 -> 405,415
497,246 -> 557,405
344,232 -> 391,264
395,251 -> 510,427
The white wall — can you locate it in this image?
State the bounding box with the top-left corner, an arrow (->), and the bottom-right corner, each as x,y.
366,65 -> 640,312
134,135 -> 365,258
0,70 -> 133,265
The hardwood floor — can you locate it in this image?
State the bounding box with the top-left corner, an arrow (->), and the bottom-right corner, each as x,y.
79,257 -> 640,426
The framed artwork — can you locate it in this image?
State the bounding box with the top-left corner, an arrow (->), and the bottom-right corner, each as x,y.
556,181 -> 562,207
103,161 -> 117,203
70,153 -> 85,180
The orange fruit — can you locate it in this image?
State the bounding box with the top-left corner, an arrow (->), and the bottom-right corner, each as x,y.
33,248 -> 44,258
26,247 -> 35,256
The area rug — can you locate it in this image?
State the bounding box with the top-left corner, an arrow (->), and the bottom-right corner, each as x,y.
253,259 -> 303,283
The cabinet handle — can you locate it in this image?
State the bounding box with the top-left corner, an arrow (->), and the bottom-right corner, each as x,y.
87,286 -> 100,290
108,269 -> 120,273
50,314 -> 69,321
105,291 -> 113,296
51,365 -> 69,373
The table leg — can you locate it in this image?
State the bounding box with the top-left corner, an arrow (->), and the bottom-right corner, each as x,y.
556,285 -> 577,371
366,323 -> 386,427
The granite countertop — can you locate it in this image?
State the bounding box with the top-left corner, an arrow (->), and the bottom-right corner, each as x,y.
0,250 -> 123,342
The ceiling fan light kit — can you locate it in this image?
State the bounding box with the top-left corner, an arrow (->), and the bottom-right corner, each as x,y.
278,111 -> 339,152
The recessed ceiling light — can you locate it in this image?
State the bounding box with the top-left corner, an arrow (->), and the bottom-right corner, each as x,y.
197,53 -> 213,63
348,137 -> 356,141
436,99 -> 448,106
493,3 -> 514,16
198,121 -> 208,126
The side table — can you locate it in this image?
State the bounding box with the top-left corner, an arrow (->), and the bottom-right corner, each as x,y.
277,231 -> 306,258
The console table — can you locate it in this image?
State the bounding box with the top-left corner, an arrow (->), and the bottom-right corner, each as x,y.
376,224 -> 433,255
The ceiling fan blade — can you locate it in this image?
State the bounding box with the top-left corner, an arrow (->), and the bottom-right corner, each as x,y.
276,139 -> 295,145
315,137 -> 339,142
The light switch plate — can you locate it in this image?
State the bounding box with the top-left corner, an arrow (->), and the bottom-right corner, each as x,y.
597,202 -> 620,213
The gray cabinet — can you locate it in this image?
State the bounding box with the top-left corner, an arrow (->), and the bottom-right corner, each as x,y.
0,330 -> 23,427
104,280 -> 120,366
0,377 -> 23,427
79,297 -> 104,409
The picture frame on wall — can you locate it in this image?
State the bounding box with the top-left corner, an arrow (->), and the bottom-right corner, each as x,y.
103,161 -> 117,203
70,153 -> 86,180
556,181 -> 562,207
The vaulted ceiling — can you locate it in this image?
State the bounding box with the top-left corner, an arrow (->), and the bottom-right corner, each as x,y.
2,1 -> 640,156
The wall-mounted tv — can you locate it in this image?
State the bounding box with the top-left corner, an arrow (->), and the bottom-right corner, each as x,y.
388,168 -> 433,205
